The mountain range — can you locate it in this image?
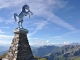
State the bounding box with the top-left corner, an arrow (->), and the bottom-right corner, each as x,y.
45,45 -> 80,60
0,44 -> 80,60
32,45 -> 60,57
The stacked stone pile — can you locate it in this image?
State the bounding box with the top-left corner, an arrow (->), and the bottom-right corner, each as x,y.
2,28 -> 36,60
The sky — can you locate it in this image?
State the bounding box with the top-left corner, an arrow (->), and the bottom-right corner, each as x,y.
0,0 -> 80,47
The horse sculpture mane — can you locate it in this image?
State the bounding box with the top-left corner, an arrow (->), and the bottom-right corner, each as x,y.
14,4 -> 33,28
22,5 -> 29,10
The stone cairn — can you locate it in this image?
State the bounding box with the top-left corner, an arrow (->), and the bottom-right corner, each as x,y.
2,28 -> 36,60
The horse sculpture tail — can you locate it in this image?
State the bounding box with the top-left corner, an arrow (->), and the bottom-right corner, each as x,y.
14,13 -> 18,22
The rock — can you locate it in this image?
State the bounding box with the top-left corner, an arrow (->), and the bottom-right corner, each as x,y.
2,28 -> 35,60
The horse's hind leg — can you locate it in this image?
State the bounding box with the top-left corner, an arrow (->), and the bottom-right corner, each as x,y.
21,20 -> 23,28
21,23 -> 23,28
18,21 -> 20,28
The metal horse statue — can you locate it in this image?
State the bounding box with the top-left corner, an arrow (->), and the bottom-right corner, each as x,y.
14,4 -> 33,28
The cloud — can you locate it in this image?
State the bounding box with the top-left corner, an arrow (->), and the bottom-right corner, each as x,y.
64,6 -> 74,11
0,29 -> 13,45
29,38 -> 72,46
63,41 -> 72,45
0,34 -> 13,38
0,34 -> 13,46
0,40 -> 11,45
0,17 -> 4,22
49,29 -> 80,42
63,29 -> 80,36
0,0 -> 76,36
29,0 -> 67,15
52,41 -> 72,46
0,17 -> 14,24
0,29 -> 5,34
0,0 -> 26,9
51,36 -> 63,40
46,40 -> 49,43
27,0 -> 75,36
0,0 -> 67,9
29,37 -> 50,46
5,19 -> 14,24
28,20 -> 49,36
49,14 -> 76,31
33,39 -> 50,46
2,26 -> 9,28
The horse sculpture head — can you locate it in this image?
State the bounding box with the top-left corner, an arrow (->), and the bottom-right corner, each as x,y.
22,5 -> 29,11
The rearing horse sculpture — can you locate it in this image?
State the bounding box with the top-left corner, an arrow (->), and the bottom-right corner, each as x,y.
14,4 -> 33,28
